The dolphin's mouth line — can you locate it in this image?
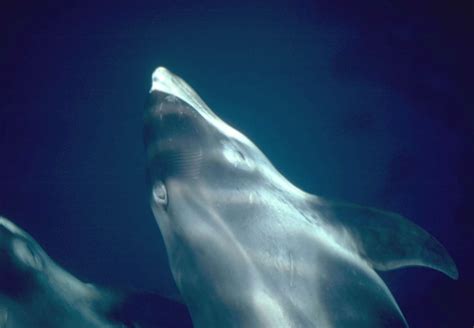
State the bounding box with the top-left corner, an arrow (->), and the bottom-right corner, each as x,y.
150,68 -> 216,120
149,67 -> 251,146
148,91 -> 199,120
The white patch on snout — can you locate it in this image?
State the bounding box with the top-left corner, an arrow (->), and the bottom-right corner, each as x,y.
150,67 -> 252,146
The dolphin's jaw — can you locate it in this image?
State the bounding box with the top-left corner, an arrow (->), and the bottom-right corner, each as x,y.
150,67 -> 251,146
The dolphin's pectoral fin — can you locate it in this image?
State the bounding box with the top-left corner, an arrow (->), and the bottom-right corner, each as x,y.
310,198 -> 458,279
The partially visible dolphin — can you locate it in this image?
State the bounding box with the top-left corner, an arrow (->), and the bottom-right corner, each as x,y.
0,216 -> 192,328
144,67 -> 458,327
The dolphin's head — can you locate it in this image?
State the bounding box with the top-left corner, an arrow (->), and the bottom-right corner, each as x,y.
144,67 -> 268,189
0,217 -> 46,294
145,67 -> 213,181
144,68 -> 301,227
144,67 -> 288,255
0,218 -> 145,327
0,217 -> 94,299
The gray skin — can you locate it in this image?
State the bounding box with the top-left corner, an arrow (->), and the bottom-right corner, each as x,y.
144,67 -> 458,328
0,216 -> 191,328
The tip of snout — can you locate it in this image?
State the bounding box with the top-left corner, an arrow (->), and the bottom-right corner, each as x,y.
149,66 -> 198,111
152,66 -> 172,82
148,67 -> 240,141
0,216 -> 25,237
150,66 -> 176,94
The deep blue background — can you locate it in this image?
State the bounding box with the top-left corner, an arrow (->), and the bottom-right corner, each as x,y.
0,0 -> 472,326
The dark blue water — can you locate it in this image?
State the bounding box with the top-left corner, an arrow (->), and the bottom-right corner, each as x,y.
0,0 -> 472,326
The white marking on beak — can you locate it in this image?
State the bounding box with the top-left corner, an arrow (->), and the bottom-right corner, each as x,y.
150,67 -> 252,145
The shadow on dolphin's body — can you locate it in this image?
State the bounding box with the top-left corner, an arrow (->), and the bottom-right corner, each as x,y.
144,67 -> 458,327
0,217 -> 192,328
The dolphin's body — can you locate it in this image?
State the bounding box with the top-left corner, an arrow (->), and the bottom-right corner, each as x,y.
0,217 -> 192,328
144,67 -> 458,327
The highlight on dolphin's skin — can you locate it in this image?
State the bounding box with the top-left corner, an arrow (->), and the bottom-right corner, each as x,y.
0,216 -> 192,328
144,67 -> 458,327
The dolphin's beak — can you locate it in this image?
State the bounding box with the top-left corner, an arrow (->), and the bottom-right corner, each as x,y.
148,67 -> 249,146
0,217 -> 26,238
150,67 -> 175,93
149,67 -> 221,122
150,66 -> 193,105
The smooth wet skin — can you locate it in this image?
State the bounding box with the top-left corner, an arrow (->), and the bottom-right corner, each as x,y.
0,217 -> 192,328
144,67 -> 458,327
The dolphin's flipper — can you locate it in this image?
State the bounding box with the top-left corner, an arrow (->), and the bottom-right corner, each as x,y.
309,198 -> 459,279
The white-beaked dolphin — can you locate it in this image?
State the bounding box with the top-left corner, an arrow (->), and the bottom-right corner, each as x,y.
0,216 -> 192,328
144,67 -> 458,327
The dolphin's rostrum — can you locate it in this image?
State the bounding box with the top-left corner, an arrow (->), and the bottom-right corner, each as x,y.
144,67 -> 458,327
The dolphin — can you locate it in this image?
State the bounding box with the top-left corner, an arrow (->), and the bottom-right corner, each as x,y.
0,216 -> 192,328
144,67 -> 458,327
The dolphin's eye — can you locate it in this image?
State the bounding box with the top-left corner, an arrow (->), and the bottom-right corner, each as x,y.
153,180 -> 168,207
